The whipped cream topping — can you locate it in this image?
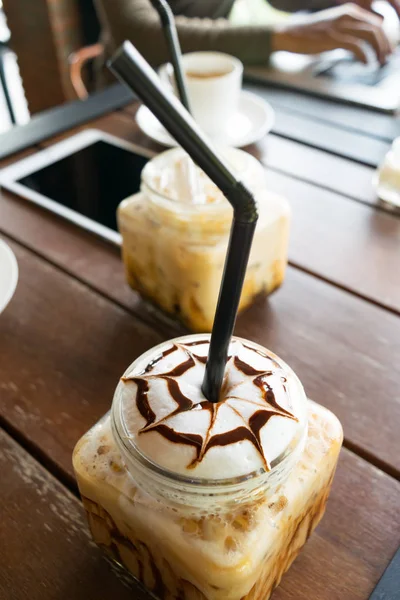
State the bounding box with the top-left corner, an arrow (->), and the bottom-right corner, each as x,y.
151,153 -> 224,205
118,336 -> 308,479
142,148 -> 266,206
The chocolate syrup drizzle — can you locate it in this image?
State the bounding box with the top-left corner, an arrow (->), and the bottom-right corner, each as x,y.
122,341 -> 297,471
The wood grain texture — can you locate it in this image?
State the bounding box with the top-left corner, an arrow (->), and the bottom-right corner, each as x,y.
252,134 -> 379,208
2,165 -> 400,319
0,85 -> 134,160
3,110 -> 399,314
1,87 -> 399,600
0,148 -> 38,169
268,106 -> 389,168
111,111 -> 400,312
120,106 -> 384,212
265,169 -> 400,314
0,238 -> 168,485
235,270 -> 400,477
273,450 -> 400,599
244,83 -> 392,164
243,83 -> 400,143
0,428 -> 150,600
39,109 -> 162,153
36,112 -> 142,147
122,102 -> 380,208
2,420 -> 400,600
1,237 -> 400,479
0,188 -> 177,336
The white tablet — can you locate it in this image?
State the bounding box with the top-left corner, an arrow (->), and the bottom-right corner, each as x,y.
0,129 -> 155,245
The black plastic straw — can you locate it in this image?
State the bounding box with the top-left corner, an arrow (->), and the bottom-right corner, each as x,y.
109,42 -> 258,403
150,0 -> 191,112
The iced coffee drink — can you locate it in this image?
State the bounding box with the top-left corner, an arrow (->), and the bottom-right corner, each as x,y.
73,335 -> 343,600
118,149 -> 290,331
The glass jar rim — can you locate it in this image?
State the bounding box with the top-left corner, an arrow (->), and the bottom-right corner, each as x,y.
141,177 -> 232,215
111,334 -> 308,491
140,147 -> 263,212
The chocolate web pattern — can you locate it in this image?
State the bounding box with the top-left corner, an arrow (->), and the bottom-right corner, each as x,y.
122,342 -> 298,471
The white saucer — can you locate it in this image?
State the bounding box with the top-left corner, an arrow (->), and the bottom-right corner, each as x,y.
0,238 -> 18,314
136,91 -> 275,148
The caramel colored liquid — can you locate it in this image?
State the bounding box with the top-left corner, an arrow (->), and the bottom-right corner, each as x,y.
73,402 -> 343,600
185,70 -> 232,80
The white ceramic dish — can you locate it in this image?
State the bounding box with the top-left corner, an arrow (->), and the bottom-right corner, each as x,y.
0,238 -> 18,314
136,91 -> 275,148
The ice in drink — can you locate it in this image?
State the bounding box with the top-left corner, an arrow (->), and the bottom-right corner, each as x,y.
118,149 -> 290,331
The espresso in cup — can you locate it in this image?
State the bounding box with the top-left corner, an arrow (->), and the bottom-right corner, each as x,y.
159,52 -> 243,136
185,67 -> 234,80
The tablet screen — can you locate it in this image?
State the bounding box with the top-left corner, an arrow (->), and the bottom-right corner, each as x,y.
17,140 -> 150,232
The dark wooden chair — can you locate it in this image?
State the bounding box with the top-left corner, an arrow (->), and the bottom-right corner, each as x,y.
0,40 -> 16,123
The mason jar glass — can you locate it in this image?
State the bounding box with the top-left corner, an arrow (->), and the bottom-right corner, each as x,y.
73,335 -> 343,600
118,148 -> 290,331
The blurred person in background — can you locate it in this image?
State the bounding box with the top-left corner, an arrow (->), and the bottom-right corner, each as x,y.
94,0 -> 398,76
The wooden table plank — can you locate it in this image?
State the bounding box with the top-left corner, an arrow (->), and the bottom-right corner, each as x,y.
122,100 -> 388,179
1,237 -> 400,479
0,189 -> 177,336
2,162 -> 399,318
0,238 -> 168,486
253,134 -> 379,209
122,80 -> 396,161
234,271 -> 400,478
0,83 -> 134,160
120,106 -> 384,213
266,105 -> 389,167
53,105 -> 382,213
38,111 -> 162,153
244,82 -> 400,144
2,418 -> 400,600
0,428 -> 148,600
265,169 -> 400,314
117,110 -> 400,312
1,90 -> 399,600
0,147 -> 38,169
121,103 -> 380,209
274,449 -> 400,600
4,109 -> 399,313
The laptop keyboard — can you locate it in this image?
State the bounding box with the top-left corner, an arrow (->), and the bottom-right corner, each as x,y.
315,48 -> 400,86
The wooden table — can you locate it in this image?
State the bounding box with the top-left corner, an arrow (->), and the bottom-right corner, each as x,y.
1,84 -> 399,600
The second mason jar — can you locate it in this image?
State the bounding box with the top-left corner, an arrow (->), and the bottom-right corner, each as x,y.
118,147 -> 290,331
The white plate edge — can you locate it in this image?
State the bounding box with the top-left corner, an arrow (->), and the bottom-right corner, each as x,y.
136,90 -> 275,148
0,238 -> 19,314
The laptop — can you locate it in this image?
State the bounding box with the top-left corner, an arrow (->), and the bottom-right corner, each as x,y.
245,2 -> 400,113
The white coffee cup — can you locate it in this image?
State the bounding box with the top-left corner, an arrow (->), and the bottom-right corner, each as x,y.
159,52 -> 243,137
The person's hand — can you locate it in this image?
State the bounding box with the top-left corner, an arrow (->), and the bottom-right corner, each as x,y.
338,0 -> 400,20
271,3 -> 393,64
